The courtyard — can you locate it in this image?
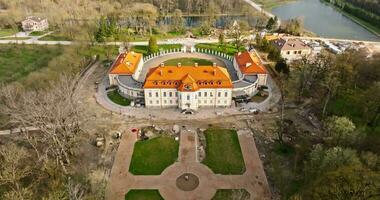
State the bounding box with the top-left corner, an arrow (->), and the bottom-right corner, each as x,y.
106,128 -> 271,200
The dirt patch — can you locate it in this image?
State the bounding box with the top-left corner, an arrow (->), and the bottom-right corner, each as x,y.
176,173 -> 200,191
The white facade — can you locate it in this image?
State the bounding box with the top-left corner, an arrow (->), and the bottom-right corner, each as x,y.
22,17 -> 49,32
144,88 -> 232,110
280,49 -> 311,61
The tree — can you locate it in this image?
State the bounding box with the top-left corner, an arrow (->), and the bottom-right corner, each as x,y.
218,31 -> 225,46
266,17 -> 276,30
0,144 -> 33,200
148,36 -> 158,54
325,116 -> 357,146
0,75 -> 84,174
171,9 -> 184,33
304,145 -> 362,181
304,165 -> 380,200
275,58 -> 289,74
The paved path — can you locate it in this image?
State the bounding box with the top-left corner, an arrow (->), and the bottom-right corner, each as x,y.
243,0 -> 281,28
105,130 -> 271,200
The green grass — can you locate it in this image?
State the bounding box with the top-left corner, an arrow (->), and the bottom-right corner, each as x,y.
125,190 -> 163,200
129,136 -> 179,175
107,90 -> 131,106
164,58 -> 213,66
202,129 -> 246,174
195,43 -> 245,56
212,189 -> 250,200
0,45 -> 63,83
29,31 -> 48,36
131,44 -> 182,56
0,37 -> 30,40
38,33 -> 72,41
0,28 -> 17,37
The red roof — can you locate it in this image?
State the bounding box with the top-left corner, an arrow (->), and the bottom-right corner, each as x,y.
234,51 -> 267,75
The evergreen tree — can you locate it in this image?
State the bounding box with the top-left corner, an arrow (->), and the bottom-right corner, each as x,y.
148,36 -> 158,54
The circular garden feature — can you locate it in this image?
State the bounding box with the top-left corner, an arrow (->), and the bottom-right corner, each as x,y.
176,173 -> 200,191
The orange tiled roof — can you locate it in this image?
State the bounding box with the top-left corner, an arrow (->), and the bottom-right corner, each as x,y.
235,51 -> 267,75
143,65 -> 233,91
109,52 -> 142,75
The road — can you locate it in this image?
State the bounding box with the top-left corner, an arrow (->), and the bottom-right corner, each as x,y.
242,0 -> 281,28
283,35 -> 380,44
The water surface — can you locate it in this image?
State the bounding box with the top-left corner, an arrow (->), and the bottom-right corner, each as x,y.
272,0 -> 379,41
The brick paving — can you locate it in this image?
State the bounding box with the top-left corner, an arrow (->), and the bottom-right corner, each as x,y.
105,130 -> 271,200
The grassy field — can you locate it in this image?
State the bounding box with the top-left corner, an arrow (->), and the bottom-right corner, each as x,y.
212,189 -> 250,200
0,37 -> 30,40
255,0 -> 296,10
129,136 -> 179,175
132,44 -> 182,56
125,190 -> 163,200
164,58 -> 213,66
107,90 -> 131,106
195,43 -> 245,56
38,32 -> 72,41
202,129 -> 246,174
29,31 -> 49,36
0,45 -> 63,83
0,28 -> 17,37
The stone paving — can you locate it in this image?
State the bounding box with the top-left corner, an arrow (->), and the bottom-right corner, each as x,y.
105,130 -> 271,200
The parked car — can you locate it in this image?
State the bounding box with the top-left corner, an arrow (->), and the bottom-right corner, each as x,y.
181,110 -> 194,115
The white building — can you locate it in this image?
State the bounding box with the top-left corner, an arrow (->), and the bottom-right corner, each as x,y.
232,51 -> 268,97
272,38 -> 311,61
144,64 -> 233,110
21,16 -> 49,32
108,50 -> 269,111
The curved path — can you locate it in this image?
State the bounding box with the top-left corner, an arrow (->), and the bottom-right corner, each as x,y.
105,130 -> 271,200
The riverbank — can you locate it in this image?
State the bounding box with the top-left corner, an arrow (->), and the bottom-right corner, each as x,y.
255,0 -> 296,10
321,1 -> 380,38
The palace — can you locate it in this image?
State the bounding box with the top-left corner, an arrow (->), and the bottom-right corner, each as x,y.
108,49 -> 268,111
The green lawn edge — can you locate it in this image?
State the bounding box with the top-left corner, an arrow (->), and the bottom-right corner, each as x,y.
125,189 -> 164,200
202,129 -> 246,175
107,90 -> 131,106
129,136 -> 179,175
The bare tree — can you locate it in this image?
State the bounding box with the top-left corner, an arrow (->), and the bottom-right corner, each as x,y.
0,75 -> 84,174
0,144 -> 33,200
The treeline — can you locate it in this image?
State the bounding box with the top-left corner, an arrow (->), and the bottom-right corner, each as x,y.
268,50 -> 380,199
345,0 -> 380,16
322,0 -> 380,30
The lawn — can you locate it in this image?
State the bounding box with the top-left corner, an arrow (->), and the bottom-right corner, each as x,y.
29,31 -> 49,36
202,129 -> 246,174
0,28 -> 17,37
125,190 -> 163,200
164,58 -> 213,66
129,136 -> 179,175
107,90 -> 131,106
212,189 -> 250,200
131,44 -> 182,56
38,33 -> 72,41
0,37 -> 30,40
195,43 -> 245,56
0,45 -> 63,83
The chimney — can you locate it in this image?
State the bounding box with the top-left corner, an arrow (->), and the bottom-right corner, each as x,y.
194,63 -> 198,67
238,52 -> 242,56
126,61 -> 131,66
177,63 -> 181,67
131,51 -> 135,56
160,63 -> 164,67
213,69 -> 217,76
213,63 -> 216,67
159,69 -> 163,76
246,62 -> 252,68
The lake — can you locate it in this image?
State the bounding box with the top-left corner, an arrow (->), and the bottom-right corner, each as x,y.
271,0 -> 379,41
